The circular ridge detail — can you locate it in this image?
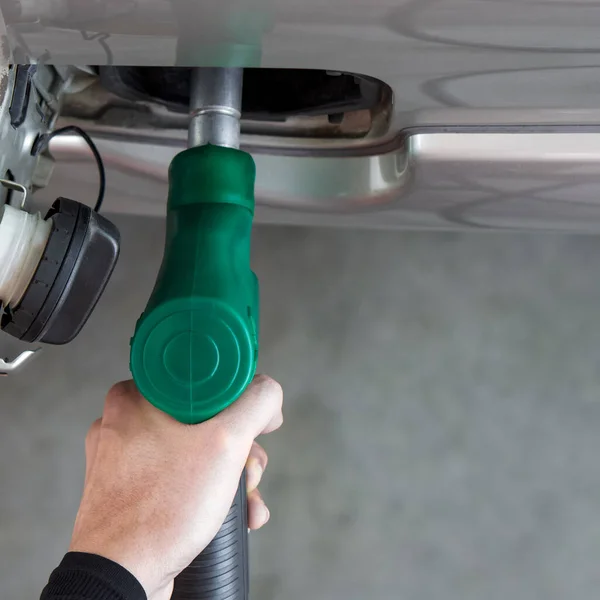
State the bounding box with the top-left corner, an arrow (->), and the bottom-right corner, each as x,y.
131,297 -> 255,424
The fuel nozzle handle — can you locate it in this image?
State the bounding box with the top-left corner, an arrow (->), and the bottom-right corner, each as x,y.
130,145 -> 258,424
130,68 -> 256,600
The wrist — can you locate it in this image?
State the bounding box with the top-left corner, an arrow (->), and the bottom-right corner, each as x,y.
68,539 -> 159,598
42,552 -> 147,600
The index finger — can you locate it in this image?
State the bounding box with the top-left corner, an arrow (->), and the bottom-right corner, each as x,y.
214,375 -> 283,442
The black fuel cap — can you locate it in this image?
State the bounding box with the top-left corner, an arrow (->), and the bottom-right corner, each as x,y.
1,198 -> 120,345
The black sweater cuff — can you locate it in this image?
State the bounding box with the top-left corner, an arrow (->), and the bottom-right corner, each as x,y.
40,552 -> 147,600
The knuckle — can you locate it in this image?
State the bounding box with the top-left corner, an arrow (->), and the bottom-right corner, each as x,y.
107,380 -> 133,399
106,379 -> 137,400
253,375 -> 283,406
212,422 -> 242,455
104,381 -> 140,419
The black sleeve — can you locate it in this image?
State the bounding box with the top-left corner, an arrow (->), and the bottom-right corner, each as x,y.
40,552 -> 147,600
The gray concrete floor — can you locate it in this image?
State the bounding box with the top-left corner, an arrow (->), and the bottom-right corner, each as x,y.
3,217 -> 600,599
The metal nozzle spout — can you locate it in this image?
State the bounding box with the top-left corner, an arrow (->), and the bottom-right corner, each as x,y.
188,67 -> 243,150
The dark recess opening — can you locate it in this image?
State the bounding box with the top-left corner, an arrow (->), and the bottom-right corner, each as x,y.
3,170 -> 15,205
98,67 -> 386,122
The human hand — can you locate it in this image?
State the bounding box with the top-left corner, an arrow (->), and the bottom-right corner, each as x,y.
69,375 -> 283,600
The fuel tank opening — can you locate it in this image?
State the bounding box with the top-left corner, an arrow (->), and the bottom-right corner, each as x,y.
63,67 -> 393,141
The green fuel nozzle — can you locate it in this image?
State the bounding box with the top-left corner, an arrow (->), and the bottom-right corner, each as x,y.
130,144 -> 258,424
130,68 -> 259,425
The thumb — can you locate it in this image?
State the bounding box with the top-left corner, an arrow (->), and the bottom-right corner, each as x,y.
214,375 -> 283,443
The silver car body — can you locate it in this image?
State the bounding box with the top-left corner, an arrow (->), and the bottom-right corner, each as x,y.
2,0 -> 600,231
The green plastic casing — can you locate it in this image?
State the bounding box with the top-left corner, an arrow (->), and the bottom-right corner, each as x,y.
130,145 -> 259,424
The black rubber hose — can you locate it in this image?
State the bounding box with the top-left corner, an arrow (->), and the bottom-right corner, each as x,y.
171,473 -> 248,600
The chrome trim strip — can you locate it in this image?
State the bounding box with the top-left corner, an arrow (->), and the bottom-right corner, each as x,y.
36,130 -> 600,232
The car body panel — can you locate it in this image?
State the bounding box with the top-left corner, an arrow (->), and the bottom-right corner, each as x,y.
4,0 -> 600,230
